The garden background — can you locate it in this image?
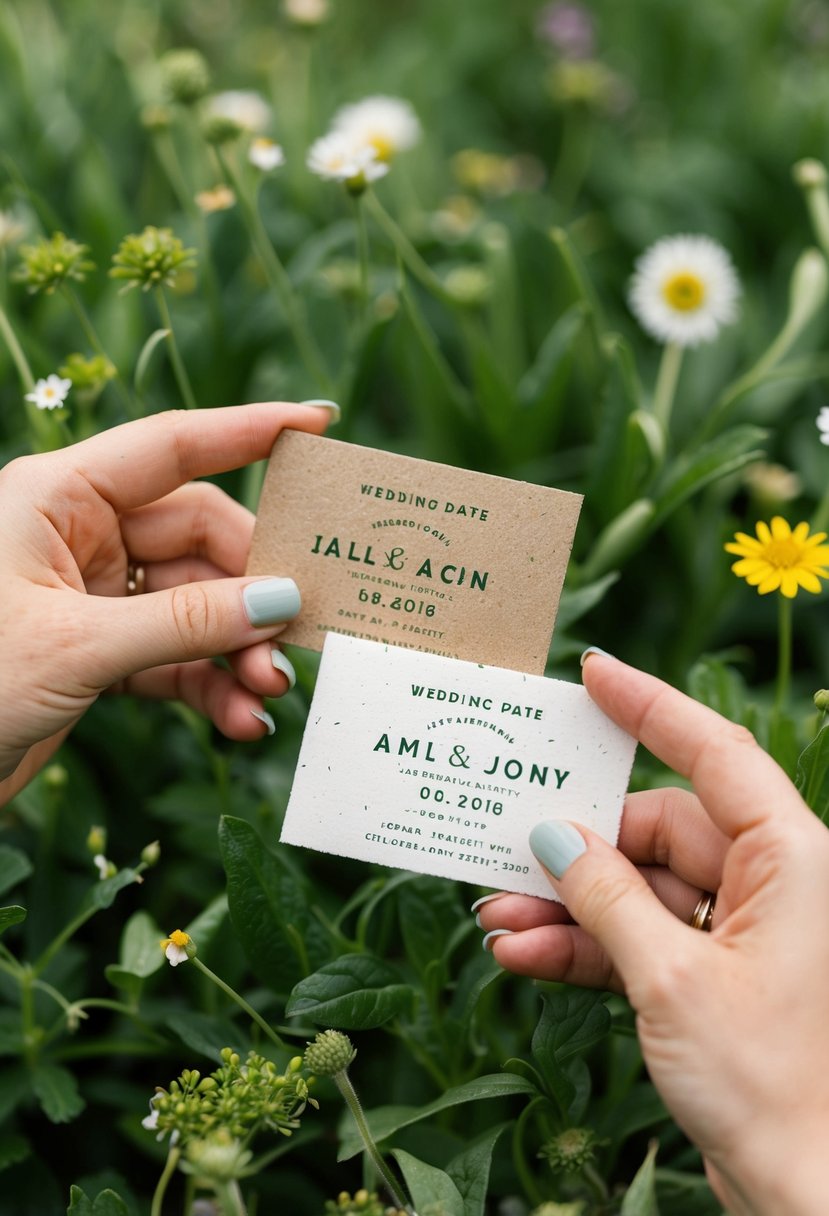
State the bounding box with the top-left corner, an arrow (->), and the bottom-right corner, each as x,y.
1,0 -> 829,1212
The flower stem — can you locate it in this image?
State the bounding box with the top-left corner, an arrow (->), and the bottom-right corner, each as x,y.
63,286 -> 137,418
333,1068 -> 412,1214
364,189 -> 454,306
811,480 -> 829,535
155,287 -> 199,409
775,593 -> 793,714
353,194 -> 370,321
651,341 -> 683,433
214,147 -> 332,393
215,1180 -> 248,1216
190,956 -> 285,1051
0,299 -> 34,389
151,1144 -> 181,1216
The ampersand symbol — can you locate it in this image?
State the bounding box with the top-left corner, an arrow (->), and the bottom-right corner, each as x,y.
384,547 -> 406,571
449,745 -> 470,768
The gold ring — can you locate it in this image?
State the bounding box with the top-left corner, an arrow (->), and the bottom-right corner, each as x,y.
126,562 -> 146,596
690,891 -> 716,932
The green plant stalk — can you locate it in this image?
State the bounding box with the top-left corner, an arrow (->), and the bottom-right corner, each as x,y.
33,864 -> 147,977
364,189 -> 454,306
353,194 -> 370,321
333,1067 -> 413,1215
511,1097 -> 546,1208
155,287 -> 199,409
811,478 -> 829,535
651,341 -> 683,433
775,593 -> 792,714
552,103 -> 594,210
190,956 -> 285,1050
20,965 -> 36,1066
214,1180 -> 247,1216
63,286 -> 137,418
0,301 -> 56,450
151,1145 -> 181,1216
804,184 -> 829,260
215,148 -> 332,392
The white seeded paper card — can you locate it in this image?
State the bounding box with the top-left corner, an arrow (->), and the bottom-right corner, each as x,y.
281,635 -> 637,900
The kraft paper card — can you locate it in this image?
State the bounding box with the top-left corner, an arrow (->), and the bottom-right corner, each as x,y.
281,635 -> 637,900
247,432 -> 582,674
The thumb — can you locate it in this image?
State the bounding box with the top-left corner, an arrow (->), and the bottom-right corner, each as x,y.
80,576 -> 301,686
529,819 -> 687,993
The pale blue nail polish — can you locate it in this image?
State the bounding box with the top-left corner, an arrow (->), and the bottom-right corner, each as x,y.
579,645 -> 613,668
243,578 -> 301,626
270,649 -> 296,691
529,821 -> 586,879
250,708 -> 276,736
301,398 -> 341,424
482,928 -> 515,952
470,892 -> 503,914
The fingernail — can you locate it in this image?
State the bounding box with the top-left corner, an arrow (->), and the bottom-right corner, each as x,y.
580,645 -> 614,668
470,892 -> 504,914
482,928 -> 515,952
243,578 -> 301,626
250,708 -> 276,736
301,398 -> 341,424
529,821 -> 586,879
270,649 -> 297,691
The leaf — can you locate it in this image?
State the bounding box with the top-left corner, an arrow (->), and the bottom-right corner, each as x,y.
219,816 -> 329,993
398,876 -> 463,979
66,1186 -> 131,1216
687,658 -> 747,723
796,724 -> 829,822
79,868 -> 142,915
133,327 -> 170,394
531,989 -> 611,1114
185,892 -> 229,945
621,1140 -> 659,1216
0,1008 -> 23,1055
116,910 -> 165,978
517,303 -> 586,410
652,425 -> 767,526
392,1148 -> 464,1216
0,905 -> 25,936
0,1131 -> 29,1172
165,1011 -> 251,1062
446,1123 -> 508,1216
32,1062 -> 85,1124
0,845 -> 32,897
555,572 -> 620,633
285,955 -> 414,1029
337,1073 -> 537,1161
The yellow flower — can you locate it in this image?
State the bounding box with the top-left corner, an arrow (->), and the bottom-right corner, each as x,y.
725,517 -> 829,598
160,928 -> 193,966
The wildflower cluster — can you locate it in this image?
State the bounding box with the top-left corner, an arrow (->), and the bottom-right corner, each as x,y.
14,232 -> 95,294
59,353 -> 116,393
110,226 -> 197,293
325,1190 -> 408,1216
143,1049 -> 316,1146
537,1127 -> 601,1173
307,96 -> 420,194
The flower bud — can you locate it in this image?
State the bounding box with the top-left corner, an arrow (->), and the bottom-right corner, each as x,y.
43,764 -> 68,791
201,113 -> 243,145
793,158 -> 828,189
86,826 -> 107,856
303,1030 -> 357,1076
159,48 -> 210,105
814,689 -> 829,712
141,840 -> 161,867
538,1127 -> 600,1173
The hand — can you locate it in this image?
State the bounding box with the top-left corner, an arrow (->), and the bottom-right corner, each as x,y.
0,401 -> 334,804
477,652 -> 829,1216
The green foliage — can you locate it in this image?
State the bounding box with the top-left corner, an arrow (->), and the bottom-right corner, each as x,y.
1,0 -> 828,1210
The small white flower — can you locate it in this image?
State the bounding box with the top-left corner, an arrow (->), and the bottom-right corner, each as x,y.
307,132 -> 388,185
205,90 -> 271,133
332,95 -> 420,162
142,1107 -> 160,1132
248,137 -> 285,172
283,0 -> 330,24
817,406 -> 829,445
25,374 -> 72,410
628,234 -> 740,347
161,928 -> 192,967
93,854 -> 116,880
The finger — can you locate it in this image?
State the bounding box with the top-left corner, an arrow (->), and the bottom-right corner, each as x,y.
528,820 -> 693,995
119,482 -> 255,573
63,401 -> 335,512
582,652 -> 803,838
618,788 -> 729,891
120,662 -> 277,739
490,923 -> 622,991
142,557 -> 229,592
76,574 -> 302,688
228,641 -> 296,698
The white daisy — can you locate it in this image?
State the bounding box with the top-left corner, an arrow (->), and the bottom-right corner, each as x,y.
25,374 -> 72,410
283,0 -> 330,24
817,406 -> 829,445
205,90 -> 271,133
307,131 -> 388,186
628,234 -> 740,347
248,137 -> 285,172
331,95 -> 420,162
160,928 -> 192,967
